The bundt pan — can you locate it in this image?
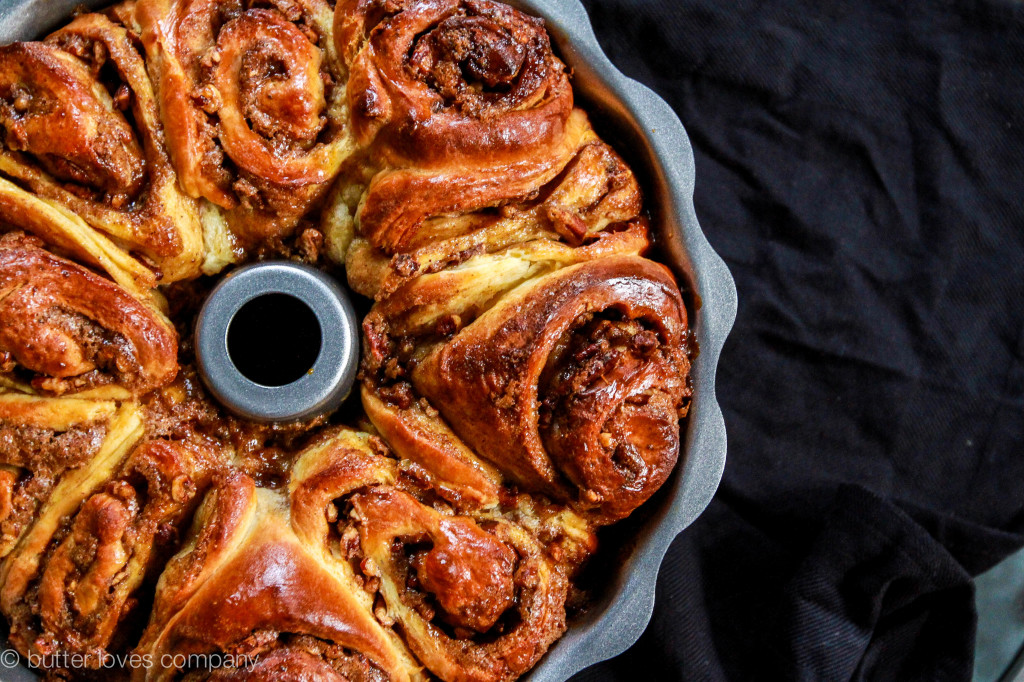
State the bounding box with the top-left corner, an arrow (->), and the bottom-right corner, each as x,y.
0,0 -> 738,679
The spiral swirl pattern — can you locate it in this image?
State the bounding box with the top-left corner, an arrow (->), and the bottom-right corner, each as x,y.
0,11 -> 203,284
1,436 -> 219,667
138,0 -> 351,245
0,393 -> 116,559
337,0 -> 589,254
136,441 -> 424,682
0,1 -> 697,679
0,233 -> 178,396
289,429 -> 571,682
365,255 -> 692,524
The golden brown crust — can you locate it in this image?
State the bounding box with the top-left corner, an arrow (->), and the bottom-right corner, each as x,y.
369,255 -> 692,524
136,0 -> 352,245
0,233 -> 178,395
361,387 -> 503,511
141,521 -> 407,681
0,1 -> 696,679
338,0 -> 584,254
142,469 -> 259,631
137,450 -> 421,682
0,11 -> 203,283
1,438 -> 220,669
357,221 -> 650,351
290,429 -> 569,682
0,393 -> 116,558
344,137 -> 647,302
349,489 -> 567,682
0,403 -> 144,666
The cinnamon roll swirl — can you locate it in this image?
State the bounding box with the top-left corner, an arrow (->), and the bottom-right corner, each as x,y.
0,435 -> 221,670
337,0 -> 589,254
0,1 -> 700,679
0,233 -> 178,396
0,393 -> 117,558
137,0 -> 352,247
345,137 -> 649,300
136,468 -> 421,681
365,255 -> 693,524
0,10 -> 203,284
290,428 -> 572,682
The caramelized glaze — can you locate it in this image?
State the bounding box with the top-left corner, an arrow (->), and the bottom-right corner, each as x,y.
0,1 -> 696,679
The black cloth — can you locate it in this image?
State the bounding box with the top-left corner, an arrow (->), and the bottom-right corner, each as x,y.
573,0 -> 1024,680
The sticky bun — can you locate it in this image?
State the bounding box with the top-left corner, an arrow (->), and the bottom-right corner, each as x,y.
0,0 -> 696,680
0,233 -> 178,397
136,0 -> 352,251
363,255 -> 691,524
0,9 -> 203,288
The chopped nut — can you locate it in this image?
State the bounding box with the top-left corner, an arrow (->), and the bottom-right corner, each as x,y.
170,475 -> 195,503
373,599 -> 394,627
360,557 -> 380,578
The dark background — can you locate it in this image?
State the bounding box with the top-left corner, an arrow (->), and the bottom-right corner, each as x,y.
572,0 -> 1024,680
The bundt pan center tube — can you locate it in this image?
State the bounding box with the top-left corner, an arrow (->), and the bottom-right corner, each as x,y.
0,0 -> 738,680
194,261 -> 360,423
